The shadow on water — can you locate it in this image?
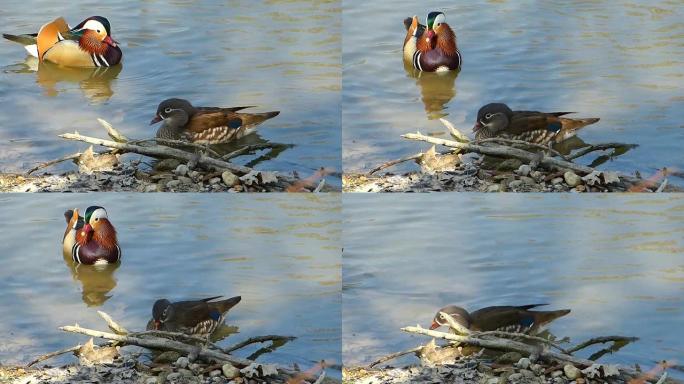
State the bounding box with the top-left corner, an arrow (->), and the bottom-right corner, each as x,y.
3,58 -> 122,104
404,61 -> 459,120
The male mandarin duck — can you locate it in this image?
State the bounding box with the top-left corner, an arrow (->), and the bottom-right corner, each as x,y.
62,206 -> 121,265
150,98 -> 280,145
431,304 -> 570,334
147,296 -> 242,337
473,103 -> 600,145
403,12 -> 462,72
3,16 -> 122,68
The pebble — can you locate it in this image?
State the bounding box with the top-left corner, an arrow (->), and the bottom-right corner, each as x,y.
166,179 -> 181,189
508,373 -> 522,382
209,177 -> 221,185
564,364 -> 582,380
175,357 -> 189,369
531,364 -> 544,375
516,164 -> 532,177
209,370 -> 222,377
177,176 -> 193,185
145,184 -> 158,193
222,171 -> 239,186
166,372 -> 181,381
508,180 -> 523,189
487,184 -> 501,192
564,171 -> 582,187
516,357 -> 531,369
174,164 -> 189,177
222,363 -> 240,379
551,371 -> 564,378
551,177 -> 564,185
519,176 -> 536,186
146,377 -> 157,384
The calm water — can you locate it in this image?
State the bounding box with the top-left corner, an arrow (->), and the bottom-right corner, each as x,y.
0,194 -> 341,371
0,0 -> 341,183
343,1 -> 684,184
343,194 -> 684,378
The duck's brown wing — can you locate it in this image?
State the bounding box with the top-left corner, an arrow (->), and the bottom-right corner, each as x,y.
507,111 -> 566,135
196,106 -> 256,113
187,109 -> 279,133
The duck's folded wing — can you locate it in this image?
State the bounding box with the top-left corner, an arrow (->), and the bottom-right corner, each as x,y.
36,17 -> 71,60
187,110 -> 244,133
508,112 -> 563,134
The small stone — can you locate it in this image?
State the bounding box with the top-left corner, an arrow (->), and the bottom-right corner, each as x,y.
487,378 -> 499,384
564,171 -> 582,187
166,372 -> 181,381
575,184 -> 587,192
519,176 -> 536,186
487,184 -> 501,192
530,170 -> 543,180
508,373 -> 522,382
564,364 -> 582,380
154,351 -> 181,364
516,357 -> 531,369
495,352 -> 523,364
177,176 -> 193,185
576,378 -> 586,384
189,171 -> 201,181
209,177 -> 221,185
516,164 -> 532,177
520,369 -> 536,379
552,177 -> 564,185
174,164 -> 189,177
209,370 -> 222,377
166,180 -> 181,189
146,377 -> 157,384
155,159 -> 182,171
175,356 -> 189,369
222,171 -> 239,186
508,180 -> 523,189
531,364 -> 544,375
496,159 -> 524,172
145,184 -> 158,193
178,369 -> 193,377
551,371 -> 564,378
222,363 -> 240,379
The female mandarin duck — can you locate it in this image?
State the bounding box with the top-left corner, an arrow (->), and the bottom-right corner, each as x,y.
62,206 -> 121,265
431,304 -> 570,334
3,16 -> 122,68
147,296 -> 242,338
150,98 -> 280,145
403,12 -> 462,72
473,103 -> 600,145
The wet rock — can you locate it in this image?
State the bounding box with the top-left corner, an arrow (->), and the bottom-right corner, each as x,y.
602,171 -> 620,184
177,176 -> 193,185
209,370 -> 222,377
519,176 -> 536,186
495,352 -> 523,364
497,159 -> 523,172
146,377 -> 157,384
166,180 -> 181,189
222,363 -> 240,379
564,364 -> 582,380
155,159 -> 182,171
222,171 -> 239,187
551,370 -> 564,378
209,177 -> 221,185
509,180 -> 523,189
508,373 -> 522,381
174,164 -> 189,177
516,164 -> 532,177
166,372 -> 181,381
551,177 -> 564,185
154,351 -> 181,364
487,184 -> 501,192
175,356 -> 189,369
516,358 -> 531,369
145,184 -> 158,193
564,171 -> 582,187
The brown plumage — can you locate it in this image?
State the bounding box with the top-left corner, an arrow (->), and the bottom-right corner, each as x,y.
403,12 -> 462,72
151,98 -> 279,145
474,103 -> 600,145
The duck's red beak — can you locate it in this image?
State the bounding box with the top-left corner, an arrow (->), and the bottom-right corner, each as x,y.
83,223 -> 93,233
430,321 -> 440,330
103,35 -> 118,47
154,320 -> 161,330
150,114 -> 162,125
427,30 -> 435,39
473,122 -> 482,132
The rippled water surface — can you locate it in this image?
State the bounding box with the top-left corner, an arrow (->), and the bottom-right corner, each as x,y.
0,194 -> 341,370
0,0 -> 341,183
343,194 -> 684,378
343,1 -> 684,183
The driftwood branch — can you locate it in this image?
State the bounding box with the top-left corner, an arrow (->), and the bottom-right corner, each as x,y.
127,137 -> 221,158
567,143 -> 638,161
59,131 -> 254,175
60,324 -> 253,367
26,345 -> 82,367
97,311 -> 129,335
402,132 -> 597,175
473,331 -> 570,354
402,325 -> 594,367
26,152 -> 83,175
368,153 -> 423,175
368,346 -> 423,368
475,138 -> 569,161
566,335 -> 639,354
224,335 -> 296,353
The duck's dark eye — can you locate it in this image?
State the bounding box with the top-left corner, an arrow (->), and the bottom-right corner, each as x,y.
439,314 -> 444,320
97,30 -> 101,33
485,113 -> 493,119
94,218 -> 99,222
164,108 -> 172,114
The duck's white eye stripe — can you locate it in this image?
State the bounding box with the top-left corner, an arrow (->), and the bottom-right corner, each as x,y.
82,20 -> 106,32
434,14 -> 446,25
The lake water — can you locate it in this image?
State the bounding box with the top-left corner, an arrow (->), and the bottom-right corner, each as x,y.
342,1 -> 684,185
0,194 -> 341,372
0,0 -> 341,184
343,194 -> 684,379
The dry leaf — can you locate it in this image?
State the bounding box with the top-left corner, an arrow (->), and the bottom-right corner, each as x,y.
76,338 -> 119,366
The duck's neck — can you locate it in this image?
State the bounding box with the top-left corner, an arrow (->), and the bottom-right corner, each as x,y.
435,25 -> 458,55
156,114 -> 189,140
94,223 -> 119,251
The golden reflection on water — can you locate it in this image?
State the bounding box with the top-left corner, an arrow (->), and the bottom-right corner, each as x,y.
5,57 -> 121,103
403,61 -> 459,120
61,253 -> 120,307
